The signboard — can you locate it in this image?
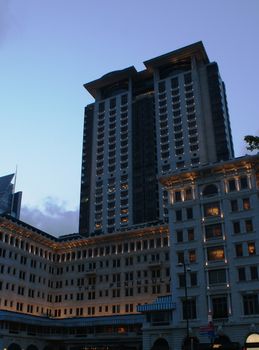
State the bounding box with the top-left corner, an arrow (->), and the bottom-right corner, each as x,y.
199,322 -> 215,339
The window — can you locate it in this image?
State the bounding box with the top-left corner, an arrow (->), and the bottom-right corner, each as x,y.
245,219 -> 253,233
177,251 -> 184,264
184,73 -> 192,84
185,188 -> 193,200
182,298 -> 196,319
235,244 -> 243,257
243,294 -> 259,315
238,267 -> 246,281
110,98 -> 116,109
175,148 -> 184,155
212,295 -> 228,319
176,161 -> 185,169
121,94 -> 128,105
171,88 -> 179,96
202,184 -> 218,197
240,176 -> 248,189
171,77 -> 179,89
174,191 -> 182,202
233,221 -> 241,234
98,102 -> 105,113
248,242 -> 256,256
250,266 -> 258,280
231,199 -> 238,212
190,272 -> 197,286
243,198 -> 250,210
186,208 -> 193,220
188,250 -> 196,263
209,269 -> 226,285
188,228 -> 194,241
158,81 -> 165,93
205,224 -> 222,240
228,179 -> 236,192
204,202 -> 221,217
207,246 -> 225,261
175,210 -> 182,221
189,136 -> 198,144
178,274 -> 185,287
176,230 -> 183,243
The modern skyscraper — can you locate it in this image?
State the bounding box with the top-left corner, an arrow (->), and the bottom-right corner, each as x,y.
79,41 -> 234,236
0,173 -> 22,219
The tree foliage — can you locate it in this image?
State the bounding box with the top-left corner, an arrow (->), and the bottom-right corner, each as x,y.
244,135 -> 259,151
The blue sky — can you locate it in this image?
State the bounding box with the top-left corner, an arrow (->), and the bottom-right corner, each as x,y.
1,0 -> 259,235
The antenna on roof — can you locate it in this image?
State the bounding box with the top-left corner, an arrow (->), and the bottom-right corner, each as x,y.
11,165 -> 18,215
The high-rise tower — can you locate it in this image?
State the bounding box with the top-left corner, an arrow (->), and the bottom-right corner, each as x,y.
79,42 -> 234,236
0,173 -> 22,219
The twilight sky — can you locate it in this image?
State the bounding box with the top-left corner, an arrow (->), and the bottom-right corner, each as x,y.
0,0 -> 258,235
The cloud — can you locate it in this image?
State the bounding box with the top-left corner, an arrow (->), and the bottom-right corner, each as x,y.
20,197 -> 79,237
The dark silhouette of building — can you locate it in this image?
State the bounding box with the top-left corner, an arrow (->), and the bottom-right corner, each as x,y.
0,173 -> 22,219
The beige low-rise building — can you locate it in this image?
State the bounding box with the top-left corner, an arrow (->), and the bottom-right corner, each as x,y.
0,217 -> 170,350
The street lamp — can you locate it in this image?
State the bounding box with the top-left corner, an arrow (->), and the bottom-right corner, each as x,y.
179,261 -> 191,350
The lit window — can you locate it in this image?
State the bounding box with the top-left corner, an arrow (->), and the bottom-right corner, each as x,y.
121,208 -> 128,215
248,242 -> 256,256
207,246 -> 225,261
121,183 -> 128,190
188,250 -> 196,263
243,198 -> 250,210
120,217 -> 128,223
204,202 -> 221,217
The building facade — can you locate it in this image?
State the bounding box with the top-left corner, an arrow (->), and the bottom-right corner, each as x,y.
138,154 -> 259,350
0,214 -> 170,349
79,41 -> 234,236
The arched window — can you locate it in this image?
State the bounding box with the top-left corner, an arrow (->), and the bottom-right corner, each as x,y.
8,344 -> 22,350
246,333 -> 259,350
152,338 -> 170,350
203,184 -> 218,197
182,336 -> 199,350
27,346 -> 39,350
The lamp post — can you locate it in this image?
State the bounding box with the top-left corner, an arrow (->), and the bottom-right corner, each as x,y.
183,260 -> 189,348
179,261 -> 191,350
